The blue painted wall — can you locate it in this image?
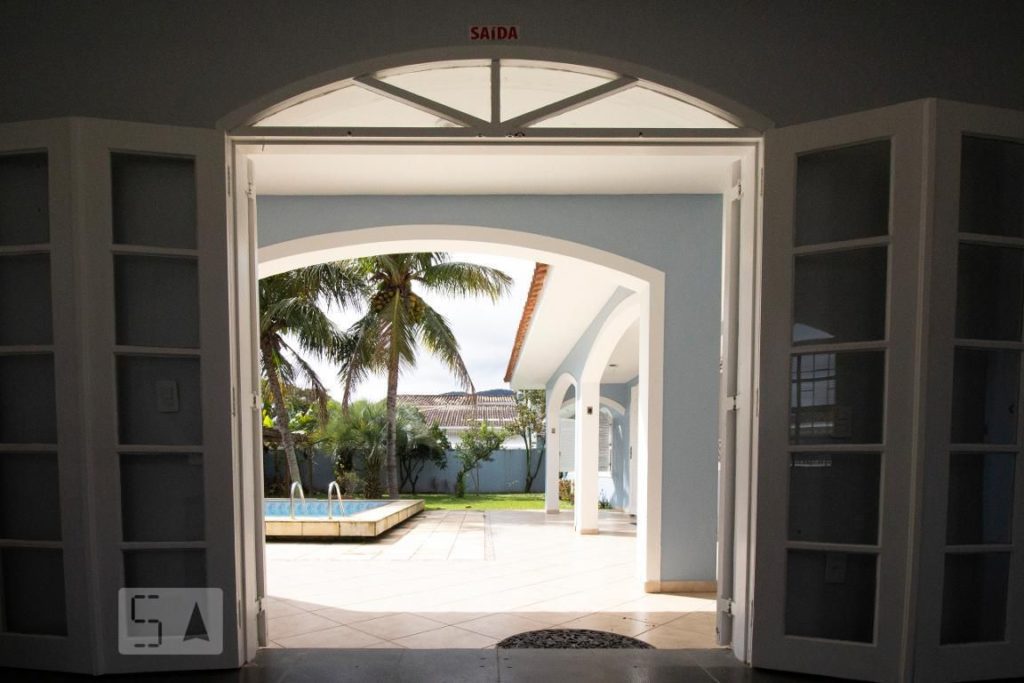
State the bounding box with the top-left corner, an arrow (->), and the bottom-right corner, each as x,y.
258,195 -> 722,581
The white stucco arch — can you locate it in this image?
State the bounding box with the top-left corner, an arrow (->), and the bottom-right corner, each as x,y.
256,223 -> 663,582
560,395 -> 626,416
580,294 -> 644,384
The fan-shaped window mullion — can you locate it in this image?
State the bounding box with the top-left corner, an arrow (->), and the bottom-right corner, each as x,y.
252,59 -> 738,132
353,76 -> 485,128
502,76 -> 638,129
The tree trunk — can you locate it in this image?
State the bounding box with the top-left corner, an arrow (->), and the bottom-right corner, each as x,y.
523,441 -> 533,493
264,353 -> 303,491
385,346 -> 401,499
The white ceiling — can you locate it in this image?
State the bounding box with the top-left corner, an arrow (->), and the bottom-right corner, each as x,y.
510,262 -> 621,387
602,320 -> 640,383
251,145 -> 737,195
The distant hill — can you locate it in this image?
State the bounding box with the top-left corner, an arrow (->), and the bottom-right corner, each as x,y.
440,388 -> 514,397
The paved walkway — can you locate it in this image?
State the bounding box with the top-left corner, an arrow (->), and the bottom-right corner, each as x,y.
265,509 -> 719,650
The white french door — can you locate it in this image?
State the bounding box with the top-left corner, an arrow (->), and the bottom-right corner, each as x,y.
0,118 -> 243,674
752,101 -> 927,681
752,99 -> 1024,682
0,119 -> 93,673
912,101 -> 1024,683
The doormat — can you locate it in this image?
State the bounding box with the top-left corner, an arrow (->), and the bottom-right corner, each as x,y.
497,628 -> 654,649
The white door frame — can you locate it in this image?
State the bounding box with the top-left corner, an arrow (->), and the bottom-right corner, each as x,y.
221,51 -> 763,663
227,137 -> 761,662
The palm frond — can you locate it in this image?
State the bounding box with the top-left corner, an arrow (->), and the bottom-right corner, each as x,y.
418,304 -> 474,394
418,261 -> 513,302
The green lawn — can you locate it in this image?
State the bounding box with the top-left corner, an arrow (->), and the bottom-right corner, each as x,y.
400,492 -> 573,511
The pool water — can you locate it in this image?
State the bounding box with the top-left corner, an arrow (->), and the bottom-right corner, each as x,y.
264,499 -> 389,518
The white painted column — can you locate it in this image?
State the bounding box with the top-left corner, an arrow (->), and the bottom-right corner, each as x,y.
628,384 -> 639,515
544,393 -> 561,514
574,381 -> 600,534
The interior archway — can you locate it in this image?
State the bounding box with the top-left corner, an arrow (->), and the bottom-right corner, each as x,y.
231,48 -> 759,659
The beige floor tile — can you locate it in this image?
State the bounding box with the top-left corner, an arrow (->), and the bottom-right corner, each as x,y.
506,610 -> 588,626
393,625 -> 497,649
413,611 -> 492,625
635,624 -> 721,649
349,613 -> 447,640
559,612 -> 654,637
275,624 -> 386,649
312,607 -> 393,625
457,613 -> 549,640
263,599 -> 307,619
267,612 -> 340,639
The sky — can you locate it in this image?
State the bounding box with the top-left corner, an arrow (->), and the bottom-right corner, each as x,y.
290,252 -> 535,403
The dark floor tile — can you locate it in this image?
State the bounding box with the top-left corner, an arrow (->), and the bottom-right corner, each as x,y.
393,649 -> 497,682
703,666 -> 855,683
498,649 -> 715,683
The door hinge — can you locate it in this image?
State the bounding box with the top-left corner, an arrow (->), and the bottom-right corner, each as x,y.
251,392 -> 261,409
231,386 -> 237,417
727,395 -> 739,412
718,598 -> 734,616
759,167 -> 764,196
227,165 -> 232,197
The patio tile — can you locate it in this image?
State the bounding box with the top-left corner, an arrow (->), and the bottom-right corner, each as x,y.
266,510 -> 716,650
349,613 -> 447,640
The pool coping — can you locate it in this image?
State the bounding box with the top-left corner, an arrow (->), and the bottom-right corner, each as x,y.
265,498 -> 424,538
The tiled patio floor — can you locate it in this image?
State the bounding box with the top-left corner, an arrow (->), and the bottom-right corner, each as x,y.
265,509 -> 721,650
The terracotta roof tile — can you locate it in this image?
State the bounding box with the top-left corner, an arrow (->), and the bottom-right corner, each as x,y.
503,262 -> 549,383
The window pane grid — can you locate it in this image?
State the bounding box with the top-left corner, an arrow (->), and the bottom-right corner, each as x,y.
938,134 -> 1024,647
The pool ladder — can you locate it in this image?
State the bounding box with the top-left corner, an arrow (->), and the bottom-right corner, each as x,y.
288,481 -> 306,519
326,481 -> 342,520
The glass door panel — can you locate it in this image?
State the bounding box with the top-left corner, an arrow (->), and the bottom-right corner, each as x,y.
958,136 -> 1024,238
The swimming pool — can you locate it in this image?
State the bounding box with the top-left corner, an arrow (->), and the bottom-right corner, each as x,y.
263,499 -> 389,518
263,498 -> 423,538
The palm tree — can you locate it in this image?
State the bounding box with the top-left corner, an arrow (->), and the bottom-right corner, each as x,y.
329,399 -> 388,498
341,254 -> 512,498
259,263 -> 365,494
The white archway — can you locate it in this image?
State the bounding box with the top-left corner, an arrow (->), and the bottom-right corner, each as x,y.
255,224 -> 664,582
573,293 -> 644,535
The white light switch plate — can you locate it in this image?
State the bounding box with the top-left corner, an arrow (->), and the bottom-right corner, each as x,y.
156,380 -> 179,413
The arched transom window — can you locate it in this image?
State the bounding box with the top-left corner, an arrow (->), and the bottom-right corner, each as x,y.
252,59 -> 738,136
